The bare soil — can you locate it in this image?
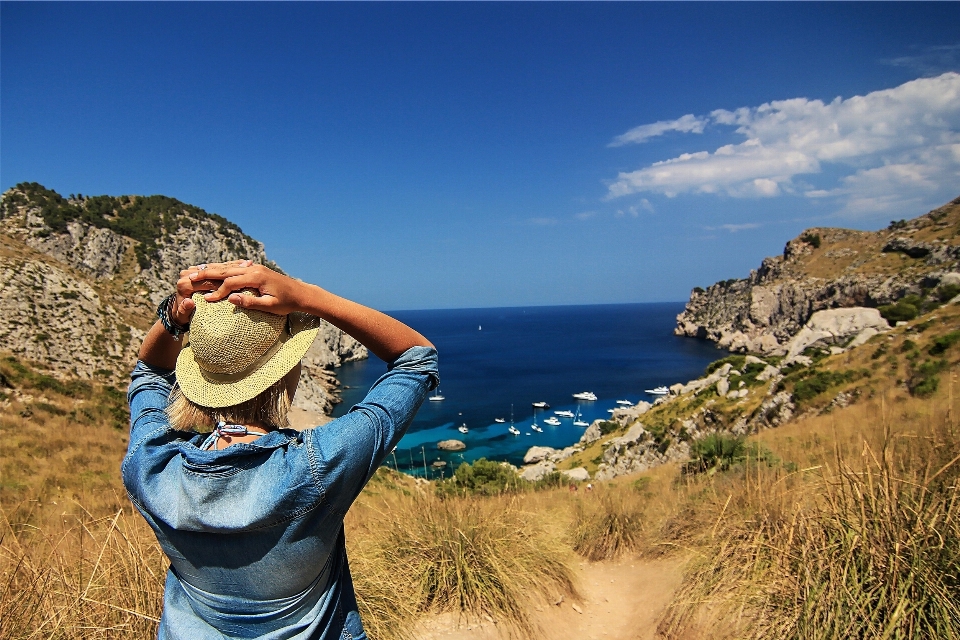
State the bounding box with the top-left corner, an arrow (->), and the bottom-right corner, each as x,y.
413,556 -> 685,640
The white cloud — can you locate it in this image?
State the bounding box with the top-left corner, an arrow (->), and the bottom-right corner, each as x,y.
574,210 -> 597,220
608,114 -> 707,147
719,223 -> 760,232
607,73 -> 960,215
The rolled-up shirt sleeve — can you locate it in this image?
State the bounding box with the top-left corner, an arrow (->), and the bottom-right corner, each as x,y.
306,345 -> 439,515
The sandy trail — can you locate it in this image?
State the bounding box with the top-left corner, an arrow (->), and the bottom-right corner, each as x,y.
413,556 -> 685,640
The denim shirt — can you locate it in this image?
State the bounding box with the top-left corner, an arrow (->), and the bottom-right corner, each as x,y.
123,346 -> 438,639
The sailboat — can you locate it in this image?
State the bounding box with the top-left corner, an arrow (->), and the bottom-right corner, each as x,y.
429,388 -> 445,402
530,407 -> 543,433
507,405 -> 520,435
573,407 -> 589,427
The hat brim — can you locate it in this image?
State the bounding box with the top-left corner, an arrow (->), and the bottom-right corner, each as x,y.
175,313 -> 321,408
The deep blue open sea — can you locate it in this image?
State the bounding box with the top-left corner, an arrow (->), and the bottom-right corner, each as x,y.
330,303 -> 720,477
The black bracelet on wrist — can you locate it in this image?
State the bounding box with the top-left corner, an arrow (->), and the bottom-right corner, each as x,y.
157,293 -> 190,340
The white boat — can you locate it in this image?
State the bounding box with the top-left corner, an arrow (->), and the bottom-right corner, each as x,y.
429,389 -> 445,402
572,391 -> 597,401
531,424 -> 543,433
532,401 -> 550,409
543,417 -> 561,426
573,407 -> 589,427
494,418 -> 505,423
644,386 -> 670,395
457,423 -> 469,434
554,410 -> 575,418
607,408 -> 616,413
616,400 -> 633,406
508,426 -> 520,436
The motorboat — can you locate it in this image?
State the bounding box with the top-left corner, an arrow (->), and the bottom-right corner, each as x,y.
607,408 -> 616,413
616,400 -> 633,406
429,389 -> 445,401
532,401 -> 550,409
572,391 -> 597,401
531,424 -> 543,433
458,423 -> 469,434
644,386 -> 670,395
554,410 -> 575,418
543,417 -> 561,426
494,418 -> 505,423
508,425 -> 520,436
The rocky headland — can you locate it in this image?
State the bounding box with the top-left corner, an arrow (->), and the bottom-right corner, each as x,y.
675,196 -> 960,354
517,195 -> 960,483
0,182 -> 367,416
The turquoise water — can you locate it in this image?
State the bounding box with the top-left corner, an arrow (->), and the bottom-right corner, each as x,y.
331,303 -> 720,476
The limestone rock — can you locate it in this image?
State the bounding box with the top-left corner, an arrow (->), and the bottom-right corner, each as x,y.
520,460 -> 556,482
437,440 -> 466,451
579,421 -> 603,445
756,365 -> 780,382
783,307 -> 889,359
717,377 -> 730,397
561,467 -> 590,482
0,183 -> 368,409
523,446 -> 557,464
675,197 -> 960,355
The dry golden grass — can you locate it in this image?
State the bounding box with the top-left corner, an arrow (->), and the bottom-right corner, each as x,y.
348,490 -> 580,638
655,392 -> 960,640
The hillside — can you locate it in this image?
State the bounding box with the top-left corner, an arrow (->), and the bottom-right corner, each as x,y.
0,182 -> 366,416
675,195 -> 960,354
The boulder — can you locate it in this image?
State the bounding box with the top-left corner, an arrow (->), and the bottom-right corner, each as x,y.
756,365 -> 781,382
520,460 -> 556,482
669,383 -> 684,396
523,446 -> 557,464
717,377 -> 730,397
437,440 -> 466,451
548,445 -> 582,463
940,272 -> 960,287
783,307 -> 889,359
744,355 -> 765,365
847,327 -> 879,349
579,422 -> 603,445
561,467 -> 590,482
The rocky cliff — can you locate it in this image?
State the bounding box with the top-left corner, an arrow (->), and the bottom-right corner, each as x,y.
0,182 -> 367,416
675,195 -> 960,354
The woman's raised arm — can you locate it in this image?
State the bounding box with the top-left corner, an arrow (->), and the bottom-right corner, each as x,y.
191,263 -> 433,363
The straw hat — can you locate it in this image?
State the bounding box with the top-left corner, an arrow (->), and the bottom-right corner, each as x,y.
175,292 -> 322,408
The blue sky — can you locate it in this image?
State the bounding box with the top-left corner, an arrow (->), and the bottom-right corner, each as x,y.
3,3 -> 959,310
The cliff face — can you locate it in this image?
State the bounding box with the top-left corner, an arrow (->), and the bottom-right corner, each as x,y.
676,196 -> 960,354
0,182 -> 366,415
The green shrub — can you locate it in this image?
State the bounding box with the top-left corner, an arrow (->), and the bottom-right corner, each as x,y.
909,359 -> 947,398
800,232 -> 821,249
928,330 -> 960,356
792,369 -> 868,404
705,355 -> 746,376
937,283 -> 960,302
438,458 -> 520,496
879,300 -> 919,324
597,420 -> 620,436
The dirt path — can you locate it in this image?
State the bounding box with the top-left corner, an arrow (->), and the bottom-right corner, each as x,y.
413,556 -> 685,640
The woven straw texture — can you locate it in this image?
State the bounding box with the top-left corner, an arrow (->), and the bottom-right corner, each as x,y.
176,293 -> 322,408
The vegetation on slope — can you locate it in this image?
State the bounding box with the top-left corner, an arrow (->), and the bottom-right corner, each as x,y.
1,182 -> 257,268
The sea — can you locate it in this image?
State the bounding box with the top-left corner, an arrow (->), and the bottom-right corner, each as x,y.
330,302 -> 721,477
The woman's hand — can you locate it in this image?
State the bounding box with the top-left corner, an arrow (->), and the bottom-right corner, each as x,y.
189,263 -> 306,316
173,259 -> 253,324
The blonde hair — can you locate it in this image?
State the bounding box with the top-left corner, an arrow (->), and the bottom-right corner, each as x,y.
167,377 -> 293,432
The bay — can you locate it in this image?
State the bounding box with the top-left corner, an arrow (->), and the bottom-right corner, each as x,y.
330,302 -> 720,476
